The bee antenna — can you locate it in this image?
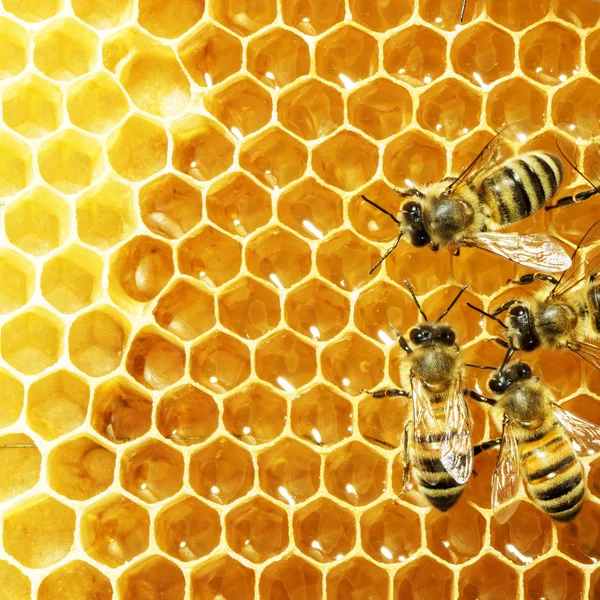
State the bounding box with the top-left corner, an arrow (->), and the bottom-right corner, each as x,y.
460,0 -> 467,22
369,232 -> 403,275
403,280 -> 428,322
466,302 -> 508,330
465,364 -> 496,370
436,285 -> 468,322
361,195 -> 402,225
498,346 -> 515,373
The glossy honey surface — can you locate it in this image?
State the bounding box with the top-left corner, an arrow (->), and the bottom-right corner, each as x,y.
1,0 -> 600,599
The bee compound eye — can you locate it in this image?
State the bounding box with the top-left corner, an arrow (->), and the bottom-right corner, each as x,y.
409,328 -> 422,343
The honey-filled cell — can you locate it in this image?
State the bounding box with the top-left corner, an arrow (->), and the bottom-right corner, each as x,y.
394,556 -> 453,600
0,132 -> 33,199
37,561 -> 113,600
72,0 -> 134,29
0,434 -> 41,502
0,249 -> 34,315
259,556 -> 323,600
191,555 -> 255,600
327,557 -> 389,600
281,0 -> 344,35
118,555 -> 185,600
0,18 -> 28,80
0,561 -> 30,600
0,369 -> 25,429
138,0 -> 204,39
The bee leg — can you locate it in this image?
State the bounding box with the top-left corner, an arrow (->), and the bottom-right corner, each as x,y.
491,300 -> 519,317
508,273 -> 559,286
395,423 -> 412,502
454,248 -> 461,257
361,388 -> 410,399
473,438 -> 501,456
545,189 -> 599,211
394,187 -> 424,198
482,336 -> 510,349
465,389 -> 497,406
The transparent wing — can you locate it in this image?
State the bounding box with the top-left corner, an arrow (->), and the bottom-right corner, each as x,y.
492,417 -> 521,524
553,402 -> 600,457
441,376 -> 473,485
567,340 -> 600,371
464,231 -> 572,273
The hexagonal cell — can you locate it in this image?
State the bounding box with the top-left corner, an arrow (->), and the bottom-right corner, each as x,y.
313,129 -> 378,192
383,128 -> 447,188
178,22 -> 242,87
210,0 -> 275,36
451,22 -> 515,88
324,441 -> 386,506
0,560 -> 30,600
33,18 -> 98,81
156,384 -> 218,446
316,25 -> 377,88
0,369 -> 24,429
458,554 -> 519,599
190,331 -> 251,393
125,327 -> 185,391
321,332 -> 385,396
358,391 -> 408,450
191,555 -> 255,600
189,437 -> 254,504
1,308 -> 63,375
81,494 -> 149,567
3,495 -> 75,568
0,249 -> 34,315
3,0 -> 61,21
291,384 -> 353,447
69,306 -> 130,377
327,557 -> 389,600
154,280 -> 215,341
121,440 -> 184,503
72,0 -> 133,29
555,0 -> 600,28
207,172 -> 272,237
101,27 -> 158,73
239,127 -> 307,189
488,0 -> 550,31
247,28 -> 310,89
38,560 -> 112,600
156,496 -> 220,561
27,370 -> 89,441
204,77 -> 272,138
226,496 -> 289,563
523,556 -> 583,600
282,0 -> 344,35
118,555 -> 185,600
384,25 -> 447,87
350,0 -> 412,31
557,501 -> 600,564
171,114 -> 235,181
3,74 -> 62,138
0,434 -> 41,502
394,555 -> 454,600
0,131 -> 32,198
91,378 -> 152,444
255,330 -> 317,391
260,555 -> 323,600
67,72 -> 129,134
552,78 -> 600,139
487,77 -> 547,132
77,179 -> 137,250
587,30 -> 600,80
138,0 -> 204,38
258,438 -> 320,505
108,114 -> 168,181
0,18 -> 28,80
223,383 -> 286,445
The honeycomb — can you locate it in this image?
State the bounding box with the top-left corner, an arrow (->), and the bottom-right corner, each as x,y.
1,0 -> 600,598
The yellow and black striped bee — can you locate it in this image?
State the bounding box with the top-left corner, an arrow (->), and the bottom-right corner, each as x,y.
470,355 -> 600,521
366,281 -> 473,511
362,124 -> 571,274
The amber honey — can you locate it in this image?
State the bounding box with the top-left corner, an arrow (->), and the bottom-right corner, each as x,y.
1,0 -> 600,598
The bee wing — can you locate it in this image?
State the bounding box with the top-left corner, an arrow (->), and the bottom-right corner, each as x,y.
567,340 -> 600,371
464,231 -> 572,273
492,416 -> 521,524
441,376 -> 473,485
553,402 -> 600,457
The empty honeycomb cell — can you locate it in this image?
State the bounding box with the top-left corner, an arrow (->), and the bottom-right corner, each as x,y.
383,25 -> 447,87
555,0 -> 600,28
557,502 -> 600,564
27,370 -> 89,441
0,370 -> 24,429
0,561 -> 30,600
178,22 -> 242,87
316,229 -> 381,291
69,307 -> 130,377
38,561 -> 112,600
138,0 -> 205,38
191,555 -> 255,600
278,177 -> 343,240
67,72 -> 129,134
282,0 -> 344,35
247,28 -> 310,89
487,0 -> 550,31
383,129 -> 447,187
4,0 -> 62,21
453,246 -> 517,296
0,18 -> 28,80
72,0 -> 133,29
154,280 -> 215,341
81,494 -> 150,567
255,330 -> 317,391
487,76 -> 547,131
0,131 -> 32,198
260,555 -> 322,600
0,434 -> 40,502
458,554 -> 519,599
0,249 -> 34,315
313,130 -> 379,192
190,331 -> 251,392
239,127 -> 307,189
118,555 -> 185,600
3,494 -> 76,568
326,557 -> 389,600
321,332 -> 385,396
291,384 -> 353,447
33,18 -> 98,80
210,0 -> 276,36
2,74 -> 62,138
527,350 -> 582,398
358,392 -> 408,450
108,114 -> 168,181
223,383 -> 286,445
246,226 -> 311,289
451,22 -> 515,87
523,557 -> 584,600
285,279 -> 350,342
155,496 -> 221,561
189,437 -> 254,504
1,308 -> 64,375
225,496 -> 289,563
171,114 -> 235,181
121,440 -> 184,503
587,31 -> 600,80
258,437 -> 320,504
350,0 -> 412,31
419,0 -> 481,28
324,441 -> 386,506
394,556 -> 454,600
552,78 -> 600,139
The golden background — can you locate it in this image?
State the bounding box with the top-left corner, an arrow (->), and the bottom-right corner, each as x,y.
0,0 -> 600,598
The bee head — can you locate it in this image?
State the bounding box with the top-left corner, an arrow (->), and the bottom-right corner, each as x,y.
409,324 -> 456,347
401,200 -> 431,247
508,304 -> 540,351
488,361 -> 533,394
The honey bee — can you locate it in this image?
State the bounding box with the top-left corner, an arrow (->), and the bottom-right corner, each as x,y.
469,355 -> 600,521
362,124 -> 571,274
365,281 -> 473,511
